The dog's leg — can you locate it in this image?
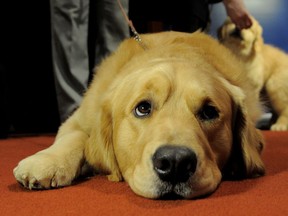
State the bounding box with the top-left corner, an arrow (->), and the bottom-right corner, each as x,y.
265,70 -> 288,131
271,108 -> 288,131
13,116 -> 88,189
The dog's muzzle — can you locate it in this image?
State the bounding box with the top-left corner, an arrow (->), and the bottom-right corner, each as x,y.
152,145 -> 197,184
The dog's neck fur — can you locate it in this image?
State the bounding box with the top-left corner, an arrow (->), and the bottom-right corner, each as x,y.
237,48 -> 266,101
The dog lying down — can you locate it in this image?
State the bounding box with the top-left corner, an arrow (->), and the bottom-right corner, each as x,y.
218,17 -> 288,131
14,31 -> 265,199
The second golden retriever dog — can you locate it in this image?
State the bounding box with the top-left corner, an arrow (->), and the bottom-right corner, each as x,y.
218,17 -> 288,131
14,31 -> 265,199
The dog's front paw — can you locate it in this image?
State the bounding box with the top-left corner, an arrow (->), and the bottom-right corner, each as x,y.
271,123 -> 288,131
13,153 -> 76,190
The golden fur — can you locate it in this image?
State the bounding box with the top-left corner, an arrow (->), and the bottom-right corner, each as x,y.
218,17 -> 288,131
14,31 -> 265,199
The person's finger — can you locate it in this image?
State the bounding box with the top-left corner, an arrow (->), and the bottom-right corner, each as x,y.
242,17 -> 252,29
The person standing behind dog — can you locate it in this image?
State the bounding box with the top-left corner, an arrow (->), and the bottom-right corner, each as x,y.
51,0 -> 251,123
50,0 -> 130,122
130,0 -> 252,33
169,0 -> 252,31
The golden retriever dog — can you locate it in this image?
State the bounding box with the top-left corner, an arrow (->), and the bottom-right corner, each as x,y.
218,17 -> 288,131
14,31 -> 265,199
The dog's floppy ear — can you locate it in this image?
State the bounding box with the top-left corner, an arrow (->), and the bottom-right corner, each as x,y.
224,103 -> 265,179
222,82 -> 265,179
85,99 -> 123,182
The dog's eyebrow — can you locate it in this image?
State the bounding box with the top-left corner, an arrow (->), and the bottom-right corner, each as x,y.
198,97 -> 215,108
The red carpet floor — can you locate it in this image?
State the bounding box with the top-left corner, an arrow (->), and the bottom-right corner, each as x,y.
1,131 -> 287,215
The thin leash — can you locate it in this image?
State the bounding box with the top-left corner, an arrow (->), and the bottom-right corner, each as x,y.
116,0 -> 148,50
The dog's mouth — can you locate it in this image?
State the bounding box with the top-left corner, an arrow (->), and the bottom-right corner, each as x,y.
159,191 -> 185,200
156,181 -> 192,200
229,28 -> 243,40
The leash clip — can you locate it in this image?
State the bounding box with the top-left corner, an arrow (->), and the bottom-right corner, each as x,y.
117,0 -> 148,50
131,28 -> 148,50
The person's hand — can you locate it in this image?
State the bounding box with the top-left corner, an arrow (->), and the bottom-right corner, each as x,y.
223,0 -> 252,29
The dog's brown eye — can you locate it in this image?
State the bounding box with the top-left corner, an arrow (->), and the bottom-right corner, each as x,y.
198,105 -> 219,121
134,101 -> 152,118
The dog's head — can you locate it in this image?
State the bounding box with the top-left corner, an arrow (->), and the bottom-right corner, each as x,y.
85,32 -> 265,199
217,17 -> 263,59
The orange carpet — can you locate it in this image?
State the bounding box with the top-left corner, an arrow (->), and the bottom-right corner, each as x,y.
1,131 -> 287,215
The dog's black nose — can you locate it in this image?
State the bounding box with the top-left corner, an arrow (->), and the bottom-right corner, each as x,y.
152,145 -> 197,183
